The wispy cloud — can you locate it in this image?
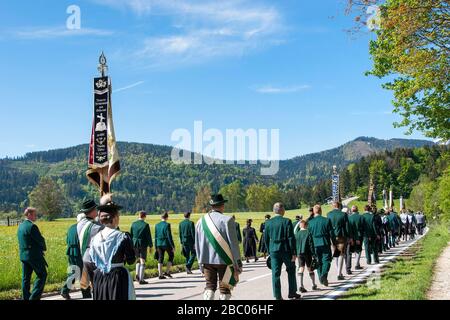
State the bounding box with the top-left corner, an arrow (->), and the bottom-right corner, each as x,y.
12,27 -> 114,39
113,81 -> 145,93
94,0 -> 285,67
252,84 -> 311,94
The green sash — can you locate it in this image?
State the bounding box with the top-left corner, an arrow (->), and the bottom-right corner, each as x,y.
201,213 -> 239,290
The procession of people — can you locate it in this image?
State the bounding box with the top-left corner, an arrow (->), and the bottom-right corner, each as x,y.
17,192 -> 426,301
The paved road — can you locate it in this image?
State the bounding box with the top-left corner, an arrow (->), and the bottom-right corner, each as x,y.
45,228 -> 426,301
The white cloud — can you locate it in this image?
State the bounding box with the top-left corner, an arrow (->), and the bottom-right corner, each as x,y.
113,81 -> 145,93
13,27 -> 113,39
94,0 -> 284,67
253,84 -> 311,94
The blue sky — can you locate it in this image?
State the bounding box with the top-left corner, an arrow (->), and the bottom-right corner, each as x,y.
0,0 -> 430,160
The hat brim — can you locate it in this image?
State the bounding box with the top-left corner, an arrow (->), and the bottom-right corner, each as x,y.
209,200 -> 228,206
80,205 -> 97,213
97,204 -> 123,212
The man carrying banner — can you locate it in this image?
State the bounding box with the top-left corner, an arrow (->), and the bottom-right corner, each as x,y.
264,202 -> 301,300
195,194 -> 242,300
77,199 -> 104,298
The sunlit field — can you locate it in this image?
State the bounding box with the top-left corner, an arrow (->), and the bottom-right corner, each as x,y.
0,205 -> 331,299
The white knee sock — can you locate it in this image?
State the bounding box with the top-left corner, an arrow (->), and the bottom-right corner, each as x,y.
135,263 -> 140,280
158,263 -> 163,276
338,256 -> 344,276
139,264 -> 145,281
309,272 -> 316,286
204,290 -> 215,300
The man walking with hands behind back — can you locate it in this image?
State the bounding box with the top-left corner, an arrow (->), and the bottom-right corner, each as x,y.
179,211 -> 196,274
307,204 -> 333,287
130,211 -> 153,284
264,202 -> 301,300
18,207 -> 48,300
195,194 -> 242,300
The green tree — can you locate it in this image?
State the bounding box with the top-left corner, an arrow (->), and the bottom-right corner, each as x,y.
347,0 -> 450,140
28,176 -> 66,221
437,169 -> 450,221
193,185 -> 212,213
219,180 -> 247,212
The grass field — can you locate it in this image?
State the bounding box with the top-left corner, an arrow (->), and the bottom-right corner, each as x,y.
0,206 -> 330,300
341,223 -> 450,300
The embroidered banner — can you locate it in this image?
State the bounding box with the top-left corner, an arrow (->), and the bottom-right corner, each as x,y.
87,76 -> 120,194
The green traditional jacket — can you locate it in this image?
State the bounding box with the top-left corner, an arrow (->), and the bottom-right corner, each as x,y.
263,215 -> 296,255
66,223 -> 81,257
235,222 -> 242,243
294,229 -> 315,256
348,212 -> 364,240
130,219 -> 153,248
179,219 -> 195,247
327,209 -> 350,238
155,221 -> 175,249
307,215 -> 332,247
362,212 -> 377,238
17,219 -> 47,263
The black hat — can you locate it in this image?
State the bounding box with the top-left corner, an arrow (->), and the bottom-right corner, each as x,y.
97,201 -> 123,213
209,194 -> 228,206
80,199 -> 97,213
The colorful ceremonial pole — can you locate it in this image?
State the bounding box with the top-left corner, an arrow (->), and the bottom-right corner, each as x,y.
86,52 -> 121,196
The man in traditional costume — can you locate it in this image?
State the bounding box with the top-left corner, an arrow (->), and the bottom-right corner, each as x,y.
155,212 -> 175,279
77,199 -> 104,298
347,205 -> 364,272
258,215 -> 271,259
264,202 -> 301,300
17,207 -> 47,300
195,194 -> 242,300
179,211 -> 196,274
294,219 -> 317,292
130,211 -> 153,284
232,215 -> 242,244
307,205 -> 333,287
90,194 -> 136,300
327,202 -> 351,281
362,205 -> 380,265
60,213 -> 85,299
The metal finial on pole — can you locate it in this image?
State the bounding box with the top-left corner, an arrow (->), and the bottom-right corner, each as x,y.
98,51 -> 108,77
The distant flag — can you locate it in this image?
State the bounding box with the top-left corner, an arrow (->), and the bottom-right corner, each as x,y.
331,165 -> 340,203
86,52 -> 120,195
389,186 -> 394,208
368,177 -> 376,206
383,189 -> 388,209
400,195 -> 404,211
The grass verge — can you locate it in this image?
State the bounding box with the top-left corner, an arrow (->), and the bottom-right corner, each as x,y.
341,223 -> 450,300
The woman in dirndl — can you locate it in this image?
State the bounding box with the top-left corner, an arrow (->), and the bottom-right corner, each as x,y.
89,194 -> 136,300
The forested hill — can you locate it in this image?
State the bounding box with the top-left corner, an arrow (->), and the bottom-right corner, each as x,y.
278,137 -> 435,186
0,137 -> 435,213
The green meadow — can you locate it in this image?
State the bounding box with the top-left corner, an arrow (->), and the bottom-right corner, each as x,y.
0,206 -> 327,300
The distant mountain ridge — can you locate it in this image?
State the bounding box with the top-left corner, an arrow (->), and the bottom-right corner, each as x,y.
0,137 -> 435,213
